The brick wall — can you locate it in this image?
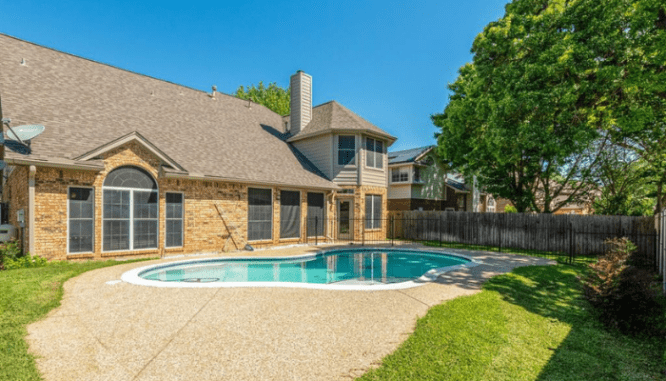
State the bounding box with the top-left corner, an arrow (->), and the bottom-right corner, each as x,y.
15,141 -> 336,260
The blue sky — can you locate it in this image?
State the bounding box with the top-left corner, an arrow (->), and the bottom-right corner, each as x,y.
1,0 -> 508,151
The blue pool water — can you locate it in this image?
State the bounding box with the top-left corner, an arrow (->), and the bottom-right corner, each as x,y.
139,249 -> 470,285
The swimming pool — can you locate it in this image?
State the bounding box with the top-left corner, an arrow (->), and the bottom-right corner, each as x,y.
121,248 -> 480,290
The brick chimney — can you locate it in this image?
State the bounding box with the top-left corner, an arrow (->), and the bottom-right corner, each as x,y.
289,70 -> 312,135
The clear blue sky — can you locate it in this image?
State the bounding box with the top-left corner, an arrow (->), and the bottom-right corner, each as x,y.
2,0 -> 508,151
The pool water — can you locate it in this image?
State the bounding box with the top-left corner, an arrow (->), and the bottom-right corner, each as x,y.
139,249 -> 470,285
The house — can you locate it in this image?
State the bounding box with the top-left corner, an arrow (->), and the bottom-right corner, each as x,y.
387,146 -> 495,212
0,34 -> 396,260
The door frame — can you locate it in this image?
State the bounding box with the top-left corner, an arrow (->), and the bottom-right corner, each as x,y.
336,198 -> 354,240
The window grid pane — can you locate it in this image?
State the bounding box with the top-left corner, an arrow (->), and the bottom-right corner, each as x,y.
166,193 -> 184,247
338,136 -> 356,166
248,188 -> 272,241
366,138 -> 375,168
69,187 -> 94,253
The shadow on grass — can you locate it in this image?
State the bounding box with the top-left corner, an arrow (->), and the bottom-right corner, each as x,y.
484,265 -> 665,380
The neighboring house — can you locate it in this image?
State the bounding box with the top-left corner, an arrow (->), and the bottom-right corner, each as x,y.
493,182 -> 599,214
0,34 -> 395,260
387,146 -> 495,212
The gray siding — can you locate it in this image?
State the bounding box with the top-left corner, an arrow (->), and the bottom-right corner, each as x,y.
292,134 -> 333,179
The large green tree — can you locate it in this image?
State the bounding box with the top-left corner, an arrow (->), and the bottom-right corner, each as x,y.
434,0 -> 666,214
234,82 -> 290,115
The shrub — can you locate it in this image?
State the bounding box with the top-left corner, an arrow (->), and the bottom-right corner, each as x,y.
504,205 -> 517,213
0,240 -> 22,270
4,254 -> 48,270
584,238 -> 666,336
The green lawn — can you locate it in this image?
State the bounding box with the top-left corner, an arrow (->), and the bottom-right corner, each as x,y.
358,264 -> 665,381
0,259 -> 152,381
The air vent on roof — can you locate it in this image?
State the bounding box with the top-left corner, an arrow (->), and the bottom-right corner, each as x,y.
20,58 -> 26,66
209,85 -> 217,99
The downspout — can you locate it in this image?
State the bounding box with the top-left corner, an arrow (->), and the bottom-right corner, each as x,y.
28,165 -> 36,255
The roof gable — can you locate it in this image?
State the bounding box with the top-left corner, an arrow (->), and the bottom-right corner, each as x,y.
76,131 -> 185,171
287,101 -> 396,143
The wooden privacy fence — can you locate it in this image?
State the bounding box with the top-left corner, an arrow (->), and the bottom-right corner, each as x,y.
389,211 -> 658,267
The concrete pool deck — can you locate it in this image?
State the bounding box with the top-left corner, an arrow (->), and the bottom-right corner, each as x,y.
26,244 -> 554,381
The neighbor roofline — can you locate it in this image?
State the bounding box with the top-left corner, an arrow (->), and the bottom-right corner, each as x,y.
75,131 -> 185,171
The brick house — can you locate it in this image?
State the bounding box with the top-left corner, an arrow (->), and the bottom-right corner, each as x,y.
387,146 -> 495,212
0,34 -> 395,260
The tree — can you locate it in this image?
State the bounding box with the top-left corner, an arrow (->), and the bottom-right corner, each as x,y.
433,0 -> 602,213
434,0 -> 666,214
591,142 -> 655,216
234,82 -> 290,115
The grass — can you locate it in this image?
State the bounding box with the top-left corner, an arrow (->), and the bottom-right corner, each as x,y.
0,259 -> 153,381
358,263 -> 666,381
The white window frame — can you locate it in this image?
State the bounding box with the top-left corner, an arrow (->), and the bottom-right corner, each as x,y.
67,186 -> 95,255
102,186 -> 159,253
165,191 -> 185,248
248,187 -> 273,242
365,194 -> 382,230
391,167 -> 409,183
365,137 -> 384,169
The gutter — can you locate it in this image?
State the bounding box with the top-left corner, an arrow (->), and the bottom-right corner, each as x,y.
162,171 -> 340,191
28,165 -> 36,255
5,157 -> 104,171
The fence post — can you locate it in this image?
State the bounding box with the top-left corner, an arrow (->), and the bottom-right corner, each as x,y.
498,215 -> 502,253
391,216 -> 394,246
362,217 -> 365,246
315,216 -> 318,246
439,215 -> 443,247
569,221 -> 574,264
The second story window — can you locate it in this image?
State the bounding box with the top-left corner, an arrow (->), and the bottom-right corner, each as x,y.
338,136 -> 355,165
414,167 -> 422,182
366,138 -> 383,169
391,168 -> 408,183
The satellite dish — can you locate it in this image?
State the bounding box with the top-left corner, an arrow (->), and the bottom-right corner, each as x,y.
5,124 -> 45,142
4,139 -> 31,155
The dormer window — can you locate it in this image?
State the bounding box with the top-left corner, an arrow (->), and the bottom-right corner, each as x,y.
338,135 -> 356,165
366,138 -> 383,169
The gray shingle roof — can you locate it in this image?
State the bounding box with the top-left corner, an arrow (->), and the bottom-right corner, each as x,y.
287,101 -> 396,142
0,34 -> 339,189
388,145 -> 433,165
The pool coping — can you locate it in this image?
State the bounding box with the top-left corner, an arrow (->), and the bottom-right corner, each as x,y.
120,247 -> 482,291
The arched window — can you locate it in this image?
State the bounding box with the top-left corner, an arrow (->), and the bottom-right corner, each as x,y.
103,166 -> 158,251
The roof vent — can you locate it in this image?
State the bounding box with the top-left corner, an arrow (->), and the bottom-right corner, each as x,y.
209,85 -> 217,99
20,58 -> 26,66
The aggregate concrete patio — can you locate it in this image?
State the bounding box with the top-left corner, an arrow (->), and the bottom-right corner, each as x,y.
26,244 -> 553,381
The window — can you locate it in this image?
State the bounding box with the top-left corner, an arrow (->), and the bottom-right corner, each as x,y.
248,188 -> 272,241
391,168 -> 409,183
307,192 -> 325,237
103,167 -> 158,251
365,138 -> 384,169
68,187 -> 94,253
365,194 -> 382,229
338,135 -> 355,165
414,167 -> 422,182
280,190 -> 300,239
166,193 -> 184,247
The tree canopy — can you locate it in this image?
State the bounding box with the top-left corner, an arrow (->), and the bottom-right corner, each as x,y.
433,0 -> 666,214
234,82 -> 290,115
